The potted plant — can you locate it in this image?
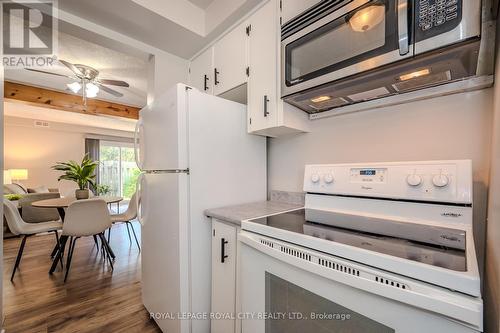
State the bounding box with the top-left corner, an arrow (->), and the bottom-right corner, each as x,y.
52,154 -> 99,199
96,184 -> 111,196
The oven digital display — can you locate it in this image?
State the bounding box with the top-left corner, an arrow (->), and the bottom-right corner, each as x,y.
360,170 -> 376,176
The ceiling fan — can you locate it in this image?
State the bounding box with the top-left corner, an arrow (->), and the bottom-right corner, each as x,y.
25,59 -> 130,104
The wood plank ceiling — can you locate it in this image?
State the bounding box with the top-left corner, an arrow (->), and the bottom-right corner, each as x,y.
4,81 -> 141,120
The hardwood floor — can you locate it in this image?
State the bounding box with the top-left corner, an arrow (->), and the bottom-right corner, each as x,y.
3,223 -> 161,333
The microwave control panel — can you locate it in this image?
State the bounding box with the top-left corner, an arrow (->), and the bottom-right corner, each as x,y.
416,0 -> 462,41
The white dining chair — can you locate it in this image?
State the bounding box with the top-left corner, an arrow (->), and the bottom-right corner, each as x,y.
61,199 -> 113,282
108,192 -> 140,251
3,199 -> 63,281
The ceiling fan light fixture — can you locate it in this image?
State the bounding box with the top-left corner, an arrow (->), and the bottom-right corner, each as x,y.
85,82 -> 99,98
67,82 -> 81,94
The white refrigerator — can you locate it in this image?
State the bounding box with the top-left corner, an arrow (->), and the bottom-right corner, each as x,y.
134,84 -> 266,333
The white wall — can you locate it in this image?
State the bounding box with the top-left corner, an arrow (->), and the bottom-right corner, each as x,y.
268,89 -> 493,287
4,116 -> 133,195
485,33 -> 500,333
147,51 -> 189,103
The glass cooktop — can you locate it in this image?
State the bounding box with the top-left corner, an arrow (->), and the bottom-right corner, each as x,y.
248,209 -> 466,272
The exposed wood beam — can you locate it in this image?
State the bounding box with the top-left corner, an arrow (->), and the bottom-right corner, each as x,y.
4,81 -> 140,120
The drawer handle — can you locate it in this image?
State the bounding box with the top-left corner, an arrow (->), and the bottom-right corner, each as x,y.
264,95 -> 270,117
221,238 -> 228,263
214,68 -> 220,85
204,74 -> 209,91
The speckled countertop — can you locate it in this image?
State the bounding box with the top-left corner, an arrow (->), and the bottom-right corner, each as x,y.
205,200 -> 303,225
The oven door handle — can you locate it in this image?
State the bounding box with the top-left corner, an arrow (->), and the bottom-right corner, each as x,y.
397,0 -> 409,56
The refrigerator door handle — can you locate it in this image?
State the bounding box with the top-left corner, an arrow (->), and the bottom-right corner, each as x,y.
136,172 -> 147,226
134,118 -> 144,170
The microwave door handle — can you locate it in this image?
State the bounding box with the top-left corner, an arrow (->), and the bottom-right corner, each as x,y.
397,0 -> 409,56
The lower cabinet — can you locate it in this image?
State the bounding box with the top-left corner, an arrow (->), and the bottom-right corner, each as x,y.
211,219 -> 238,333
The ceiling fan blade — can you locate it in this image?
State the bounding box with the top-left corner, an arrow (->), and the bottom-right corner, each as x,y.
95,82 -> 124,97
59,59 -> 83,76
98,79 -> 130,87
25,68 -> 74,79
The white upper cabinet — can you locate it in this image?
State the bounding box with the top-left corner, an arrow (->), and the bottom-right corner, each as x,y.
247,0 -> 309,137
248,0 -> 277,132
189,47 -> 214,94
281,0 -> 322,25
188,0 -> 310,137
213,21 -> 248,96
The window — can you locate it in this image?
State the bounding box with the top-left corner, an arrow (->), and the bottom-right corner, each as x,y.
99,141 -> 140,199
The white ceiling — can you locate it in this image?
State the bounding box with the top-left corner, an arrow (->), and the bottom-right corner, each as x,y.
59,0 -> 262,59
4,0 -> 262,124
188,0 -> 215,9
5,30 -> 148,107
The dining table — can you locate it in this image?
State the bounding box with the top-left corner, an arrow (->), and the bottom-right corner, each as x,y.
31,196 -> 123,274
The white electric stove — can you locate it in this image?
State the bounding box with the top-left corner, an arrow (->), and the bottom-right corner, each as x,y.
239,160 -> 483,333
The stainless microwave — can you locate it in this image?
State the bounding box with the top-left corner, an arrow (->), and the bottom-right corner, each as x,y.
281,0 -> 482,109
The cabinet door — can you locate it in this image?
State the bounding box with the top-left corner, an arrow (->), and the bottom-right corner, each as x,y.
248,0 -> 278,132
213,21 -> 248,95
211,219 -> 237,333
189,47 -> 213,94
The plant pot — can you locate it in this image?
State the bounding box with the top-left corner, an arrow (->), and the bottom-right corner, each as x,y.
75,189 -> 89,200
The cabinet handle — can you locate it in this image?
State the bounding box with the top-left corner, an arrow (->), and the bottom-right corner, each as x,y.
221,238 -> 228,263
204,74 -> 209,91
264,95 -> 270,117
214,68 -> 220,85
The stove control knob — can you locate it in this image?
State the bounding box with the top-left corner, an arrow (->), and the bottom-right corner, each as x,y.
432,174 -> 450,188
324,174 -> 334,184
406,174 -> 422,187
311,174 -> 320,183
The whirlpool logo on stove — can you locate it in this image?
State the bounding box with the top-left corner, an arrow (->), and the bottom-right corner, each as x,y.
441,212 -> 463,218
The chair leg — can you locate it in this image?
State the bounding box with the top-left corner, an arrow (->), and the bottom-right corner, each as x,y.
64,237 -> 78,283
98,233 -> 114,271
100,232 -> 116,259
53,231 -> 64,269
107,228 -> 111,243
125,222 -> 132,244
50,232 -> 59,258
11,235 -> 29,281
101,237 -> 106,258
128,222 -> 141,252
50,236 -> 68,274
93,235 -> 99,251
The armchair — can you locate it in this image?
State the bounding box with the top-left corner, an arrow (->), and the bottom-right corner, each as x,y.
3,184 -> 61,237
19,193 -> 61,223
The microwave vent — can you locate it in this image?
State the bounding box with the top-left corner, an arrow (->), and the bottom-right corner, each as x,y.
392,70 -> 452,92
348,87 -> 390,102
34,120 -> 50,128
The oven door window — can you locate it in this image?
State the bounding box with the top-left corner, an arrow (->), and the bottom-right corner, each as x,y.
265,273 -> 395,333
285,0 -> 399,87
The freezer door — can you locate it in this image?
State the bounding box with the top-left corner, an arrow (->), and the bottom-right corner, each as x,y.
135,84 -> 189,171
139,172 -> 190,333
